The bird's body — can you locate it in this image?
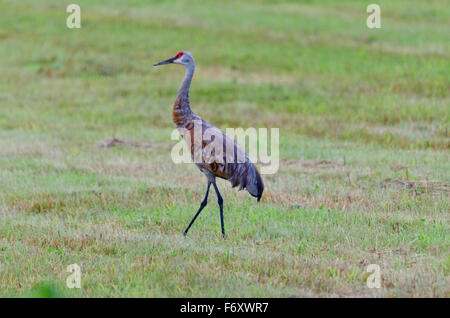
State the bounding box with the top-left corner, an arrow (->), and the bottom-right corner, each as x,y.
173,102 -> 264,200
154,51 -> 264,237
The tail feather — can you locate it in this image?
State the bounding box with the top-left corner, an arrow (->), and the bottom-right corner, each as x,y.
229,162 -> 264,201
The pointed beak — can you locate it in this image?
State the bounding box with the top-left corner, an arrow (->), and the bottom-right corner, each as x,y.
153,57 -> 176,66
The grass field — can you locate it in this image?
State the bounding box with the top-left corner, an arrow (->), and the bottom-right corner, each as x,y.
0,0 -> 449,297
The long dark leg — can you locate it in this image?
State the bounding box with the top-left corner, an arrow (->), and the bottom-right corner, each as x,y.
183,182 -> 211,236
212,183 -> 225,238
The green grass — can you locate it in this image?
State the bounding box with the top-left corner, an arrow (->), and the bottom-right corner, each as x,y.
0,0 -> 448,297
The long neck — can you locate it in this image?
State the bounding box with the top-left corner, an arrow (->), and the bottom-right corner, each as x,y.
173,63 -> 195,127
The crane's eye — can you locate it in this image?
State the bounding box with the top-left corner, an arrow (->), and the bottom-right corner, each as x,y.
174,52 -> 184,59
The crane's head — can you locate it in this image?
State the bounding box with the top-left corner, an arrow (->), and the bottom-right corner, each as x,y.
153,51 -> 194,67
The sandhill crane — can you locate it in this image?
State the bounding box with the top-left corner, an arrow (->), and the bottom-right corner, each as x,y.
154,51 -> 264,237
